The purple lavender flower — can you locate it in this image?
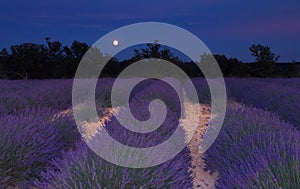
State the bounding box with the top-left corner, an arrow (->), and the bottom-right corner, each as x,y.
205,104 -> 300,188
224,78 -> 300,128
36,141 -> 193,189
0,108 -> 63,185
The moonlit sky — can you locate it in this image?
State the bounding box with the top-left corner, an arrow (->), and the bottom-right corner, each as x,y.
0,0 -> 299,62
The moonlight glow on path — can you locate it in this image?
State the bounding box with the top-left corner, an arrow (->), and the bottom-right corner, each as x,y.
113,40 -> 119,46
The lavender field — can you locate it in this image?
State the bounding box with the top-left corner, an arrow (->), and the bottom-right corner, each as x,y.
0,78 -> 299,189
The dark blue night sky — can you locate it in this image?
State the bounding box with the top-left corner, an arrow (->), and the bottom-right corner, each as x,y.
1,0 -> 299,62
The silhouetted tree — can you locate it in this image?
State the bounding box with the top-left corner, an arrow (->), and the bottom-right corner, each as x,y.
44,37 -> 66,77
132,44 -> 182,64
250,44 -> 280,63
214,54 -> 229,75
0,48 -> 9,79
7,43 -> 49,79
60,40 -> 90,78
249,44 -> 280,77
227,57 -> 248,77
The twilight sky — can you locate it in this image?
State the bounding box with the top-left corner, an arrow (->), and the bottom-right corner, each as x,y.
0,0 -> 299,62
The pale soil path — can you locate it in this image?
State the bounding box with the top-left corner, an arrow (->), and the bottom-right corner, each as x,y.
78,107 -> 119,140
180,96 -> 218,189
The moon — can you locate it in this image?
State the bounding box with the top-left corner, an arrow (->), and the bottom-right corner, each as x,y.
113,40 -> 119,46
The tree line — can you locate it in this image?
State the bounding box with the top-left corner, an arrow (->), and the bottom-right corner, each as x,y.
0,38 -> 89,79
0,38 -> 299,79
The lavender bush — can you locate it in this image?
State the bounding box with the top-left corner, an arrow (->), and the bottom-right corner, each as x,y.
105,79 -> 183,148
104,104 -> 182,149
205,103 -> 300,188
0,108 -> 63,186
37,142 -> 193,189
93,81 -> 188,163
52,110 -> 81,150
0,80 -> 73,115
184,78 -> 211,103
37,80 -> 193,188
225,78 -> 300,128
131,78 -> 183,114
248,78 -> 300,90
185,78 -> 300,128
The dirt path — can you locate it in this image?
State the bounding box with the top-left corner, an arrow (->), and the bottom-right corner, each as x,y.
180,97 -> 218,189
79,107 -> 119,140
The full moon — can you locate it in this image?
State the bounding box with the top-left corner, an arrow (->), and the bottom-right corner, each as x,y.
113,40 -> 119,46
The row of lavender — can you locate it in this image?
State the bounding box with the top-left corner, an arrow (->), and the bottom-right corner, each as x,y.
186,78 -> 300,188
2,77 -> 299,188
0,80 -> 73,116
0,80 -> 79,188
206,104 -> 300,188
187,78 -> 300,128
248,78 -> 300,90
0,78 -> 152,116
37,79 -> 192,188
0,79 -> 193,188
225,78 -> 300,128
